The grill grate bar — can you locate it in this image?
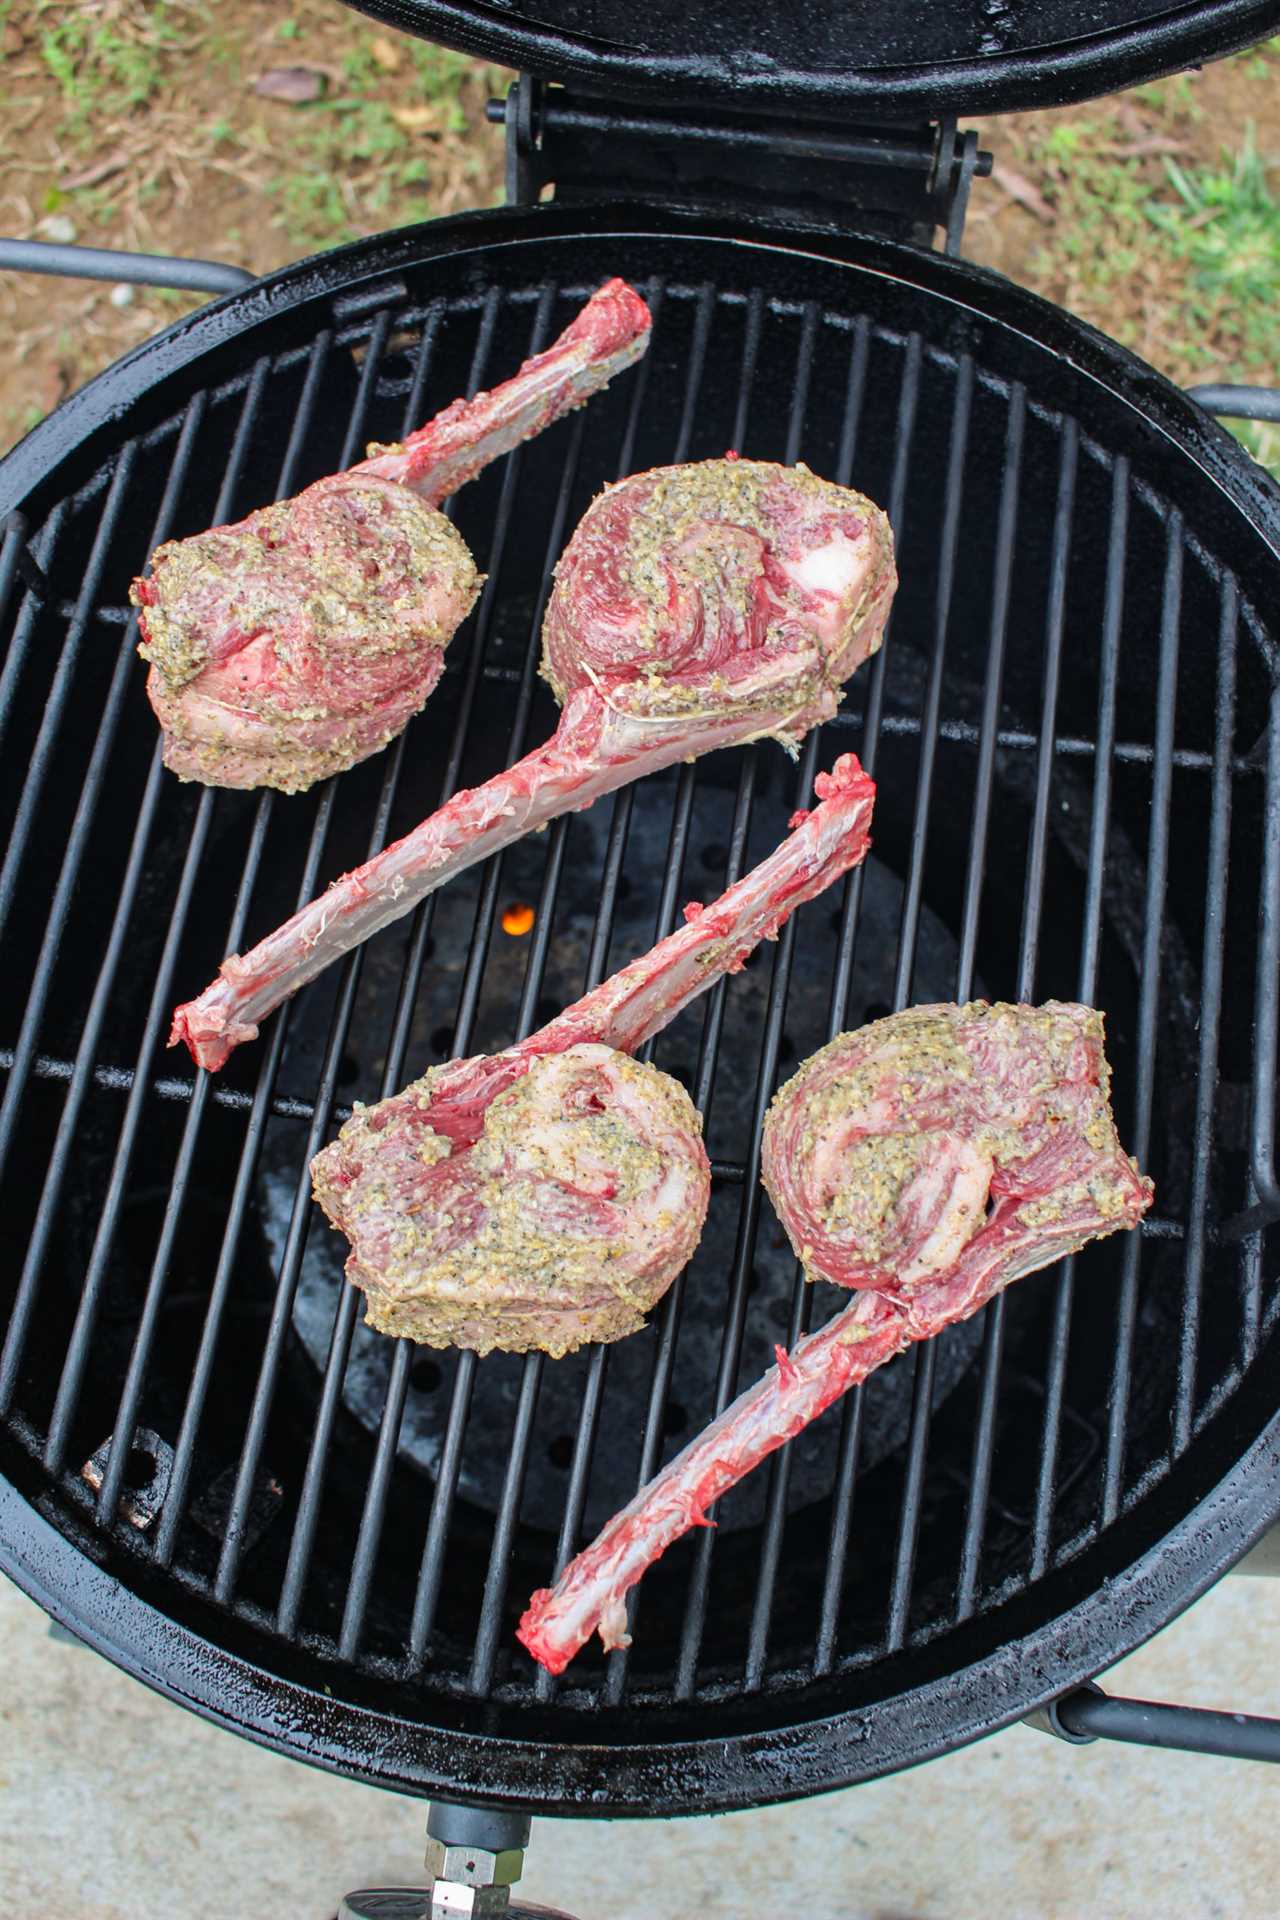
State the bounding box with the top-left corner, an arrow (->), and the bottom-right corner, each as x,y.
272,304 -> 465,1638
0,453 -> 138,1190
1234,682 -> 1280,1362
339,306 -> 395,468
829,705 -> 1229,773
0,515 -> 26,643
672,303 -> 874,1694
470,1353 -> 545,1689
1102,515 -> 1183,1527
802,318 -> 885,1681
338,1341 -> 414,1657
535,768 -> 690,1706
956,415 -> 1077,1623
534,1342 -> 609,1704
338,300 -> 592,1665
599,755 -> 759,1705
253,292 -> 520,1631
0,412 -> 210,1412
99,795 -> 275,1525
407,1349 -> 477,1667
211,793 -> 355,1602
769,329 -> 915,1677
0,452 -> 138,945
1032,458 -> 1129,1576
1174,578 -> 1238,1450
0,507 -> 65,759
407,283 -> 663,1674
636,769 -> 699,1068
887,380 -> 1026,1654
892,355 -> 973,1010
674,737 -> 821,1700
212,308 -> 417,1604
472,281 -> 717,1696
813,1383 -> 867,1675
1238,681 -> 1280,1268
43,786 -> 217,1471
150,324 -> 350,1567
743,1257 -> 812,1688
36,369 -> 271,1484
687,299 -> 817,1697
802,341 -> 951,1681
731,288 -> 765,450
273,729 -> 432,1634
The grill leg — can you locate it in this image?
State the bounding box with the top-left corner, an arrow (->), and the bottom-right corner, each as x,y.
339,1804 -> 581,1920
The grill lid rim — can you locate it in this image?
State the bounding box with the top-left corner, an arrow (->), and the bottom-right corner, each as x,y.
335,0 -> 1280,121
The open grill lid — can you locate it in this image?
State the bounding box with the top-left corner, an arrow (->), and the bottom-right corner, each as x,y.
340,0 -> 1280,118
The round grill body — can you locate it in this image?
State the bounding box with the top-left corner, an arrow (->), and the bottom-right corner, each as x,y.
0,208 -> 1278,1813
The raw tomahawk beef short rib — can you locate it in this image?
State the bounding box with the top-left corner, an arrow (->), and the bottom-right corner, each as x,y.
129,279 -> 651,794
174,457 -> 896,1068
311,753 -> 876,1355
517,1000 -> 1153,1673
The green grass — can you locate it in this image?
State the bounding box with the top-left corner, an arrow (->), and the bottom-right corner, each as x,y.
35,2 -> 181,131
1146,130 -> 1280,377
266,37 -> 491,249
1023,108 -> 1279,373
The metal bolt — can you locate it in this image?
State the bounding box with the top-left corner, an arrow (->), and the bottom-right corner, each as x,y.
424,1837 -> 524,1918
428,1888 -> 510,1919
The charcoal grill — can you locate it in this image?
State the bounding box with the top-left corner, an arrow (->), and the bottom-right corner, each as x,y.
3,0 -> 1280,1909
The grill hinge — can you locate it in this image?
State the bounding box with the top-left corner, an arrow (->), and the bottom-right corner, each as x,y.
489,76 -> 991,253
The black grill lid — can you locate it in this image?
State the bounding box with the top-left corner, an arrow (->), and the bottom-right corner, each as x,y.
341,0 -> 1280,118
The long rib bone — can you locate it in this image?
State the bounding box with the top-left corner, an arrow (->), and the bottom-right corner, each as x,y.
310,754 -> 877,1353
173,458 -> 896,1067
517,1000 -> 1153,1675
131,280 -> 652,795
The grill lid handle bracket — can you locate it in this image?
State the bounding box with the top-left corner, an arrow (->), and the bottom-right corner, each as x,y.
489,74 -> 992,250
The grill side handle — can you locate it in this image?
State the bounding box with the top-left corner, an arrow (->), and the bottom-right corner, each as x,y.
1027,1681 -> 1280,1763
1187,383 -> 1280,423
0,237 -> 253,295
1026,1519 -> 1280,1763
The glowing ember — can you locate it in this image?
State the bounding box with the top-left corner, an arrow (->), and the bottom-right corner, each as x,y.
502,903 -> 536,936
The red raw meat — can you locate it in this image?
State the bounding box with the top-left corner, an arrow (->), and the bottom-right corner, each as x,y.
310,754 -> 876,1355
173,457 -> 896,1069
130,279 -> 651,794
517,1000 -> 1153,1675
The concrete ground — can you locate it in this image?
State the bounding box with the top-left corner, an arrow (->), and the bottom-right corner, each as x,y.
1,1568 -> 1277,1918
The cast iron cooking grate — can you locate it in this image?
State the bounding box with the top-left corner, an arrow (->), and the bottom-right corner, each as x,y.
0,226 -> 1277,1809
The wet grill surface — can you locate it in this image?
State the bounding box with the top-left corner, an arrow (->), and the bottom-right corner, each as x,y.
0,221 -> 1277,1811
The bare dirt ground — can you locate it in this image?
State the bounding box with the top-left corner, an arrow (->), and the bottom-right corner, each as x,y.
1,4 -> 1277,463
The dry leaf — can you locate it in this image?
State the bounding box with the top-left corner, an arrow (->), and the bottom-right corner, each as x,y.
370,34 -> 404,72
391,102 -> 443,134
253,65 -> 327,105
60,148 -> 130,192
990,161 -> 1056,224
